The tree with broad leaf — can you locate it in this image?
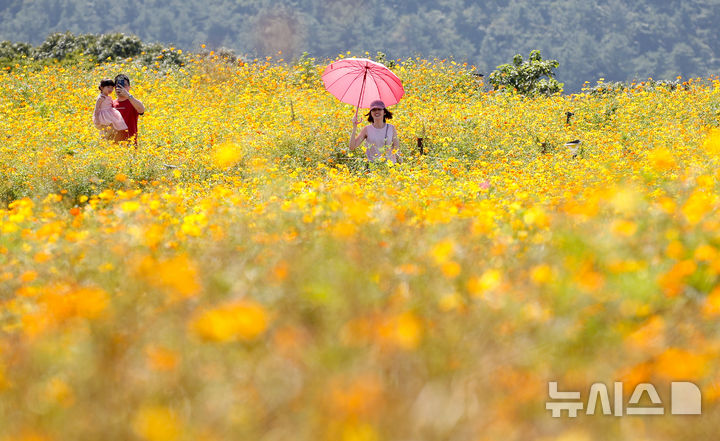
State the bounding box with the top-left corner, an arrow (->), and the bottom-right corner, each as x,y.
489,50 -> 563,96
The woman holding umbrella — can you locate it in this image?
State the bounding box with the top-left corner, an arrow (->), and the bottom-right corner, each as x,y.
322,57 -> 404,165
349,100 -> 401,164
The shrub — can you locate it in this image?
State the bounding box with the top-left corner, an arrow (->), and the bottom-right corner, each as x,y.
0,41 -> 33,59
34,32 -> 98,60
291,51 -> 319,87
2,32 -> 187,68
489,50 -> 563,96
91,33 -> 144,62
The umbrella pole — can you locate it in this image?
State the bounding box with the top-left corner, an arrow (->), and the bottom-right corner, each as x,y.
353,69 -> 368,121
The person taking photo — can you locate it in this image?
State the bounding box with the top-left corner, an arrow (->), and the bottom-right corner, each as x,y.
112,73 -> 145,145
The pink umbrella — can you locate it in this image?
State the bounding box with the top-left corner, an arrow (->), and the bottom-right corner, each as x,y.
322,57 -> 404,119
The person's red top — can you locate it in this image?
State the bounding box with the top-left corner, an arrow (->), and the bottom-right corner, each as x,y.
113,98 -> 141,143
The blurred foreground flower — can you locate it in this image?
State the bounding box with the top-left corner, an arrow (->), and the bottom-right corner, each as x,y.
132,405 -> 183,441
190,300 -> 269,342
377,311 -> 423,350
212,141 -> 243,168
21,284 -> 109,338
137,254 -> 202,301
647,147 -> 677,170
702,127 -> 720,156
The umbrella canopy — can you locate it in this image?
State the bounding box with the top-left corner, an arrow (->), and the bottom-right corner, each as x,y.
322,58 -> 404,111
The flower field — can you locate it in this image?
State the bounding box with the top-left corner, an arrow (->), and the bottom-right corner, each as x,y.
1,54 -> 720,441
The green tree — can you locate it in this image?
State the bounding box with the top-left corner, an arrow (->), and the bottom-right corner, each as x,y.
488,50 -> 563,95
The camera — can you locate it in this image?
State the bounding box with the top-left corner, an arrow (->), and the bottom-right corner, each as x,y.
116,79 -> 126,88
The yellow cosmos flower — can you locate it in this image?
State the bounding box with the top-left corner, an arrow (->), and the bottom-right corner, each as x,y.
45,377 -> 75,408
121,200 -> 141,212
611,219 -> 638,237
467,269 -> 502,297
530,264 -> 553,285
376,311 -> 422,350
658,260 -> 697,297
429,239 -> 454,264
339,422 -> 379,441
145,345 -> 180,372
132,405 -> 183,441
137,254 -> 202,301
191,300 -> 269,342
212,141 -> 243,168
682,190 -> 714,225
654,347 -> 707,380
702,286 -> 720,317
702,127 -> 720,156
440,260 -> 461,278
647,147 -> 677,170
523,206 -> 548,228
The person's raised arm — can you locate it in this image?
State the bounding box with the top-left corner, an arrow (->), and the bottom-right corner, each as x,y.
116,85 -> 145,114
349,116 -> 367,151
127,95 -> 145,114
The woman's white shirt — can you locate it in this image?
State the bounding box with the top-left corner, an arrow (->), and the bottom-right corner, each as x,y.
363,123 -> 397,163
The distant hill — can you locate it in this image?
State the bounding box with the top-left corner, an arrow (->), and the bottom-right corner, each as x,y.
2,0 -> 719,92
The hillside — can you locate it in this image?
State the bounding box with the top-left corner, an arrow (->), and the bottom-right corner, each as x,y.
2,0 -> 720,91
